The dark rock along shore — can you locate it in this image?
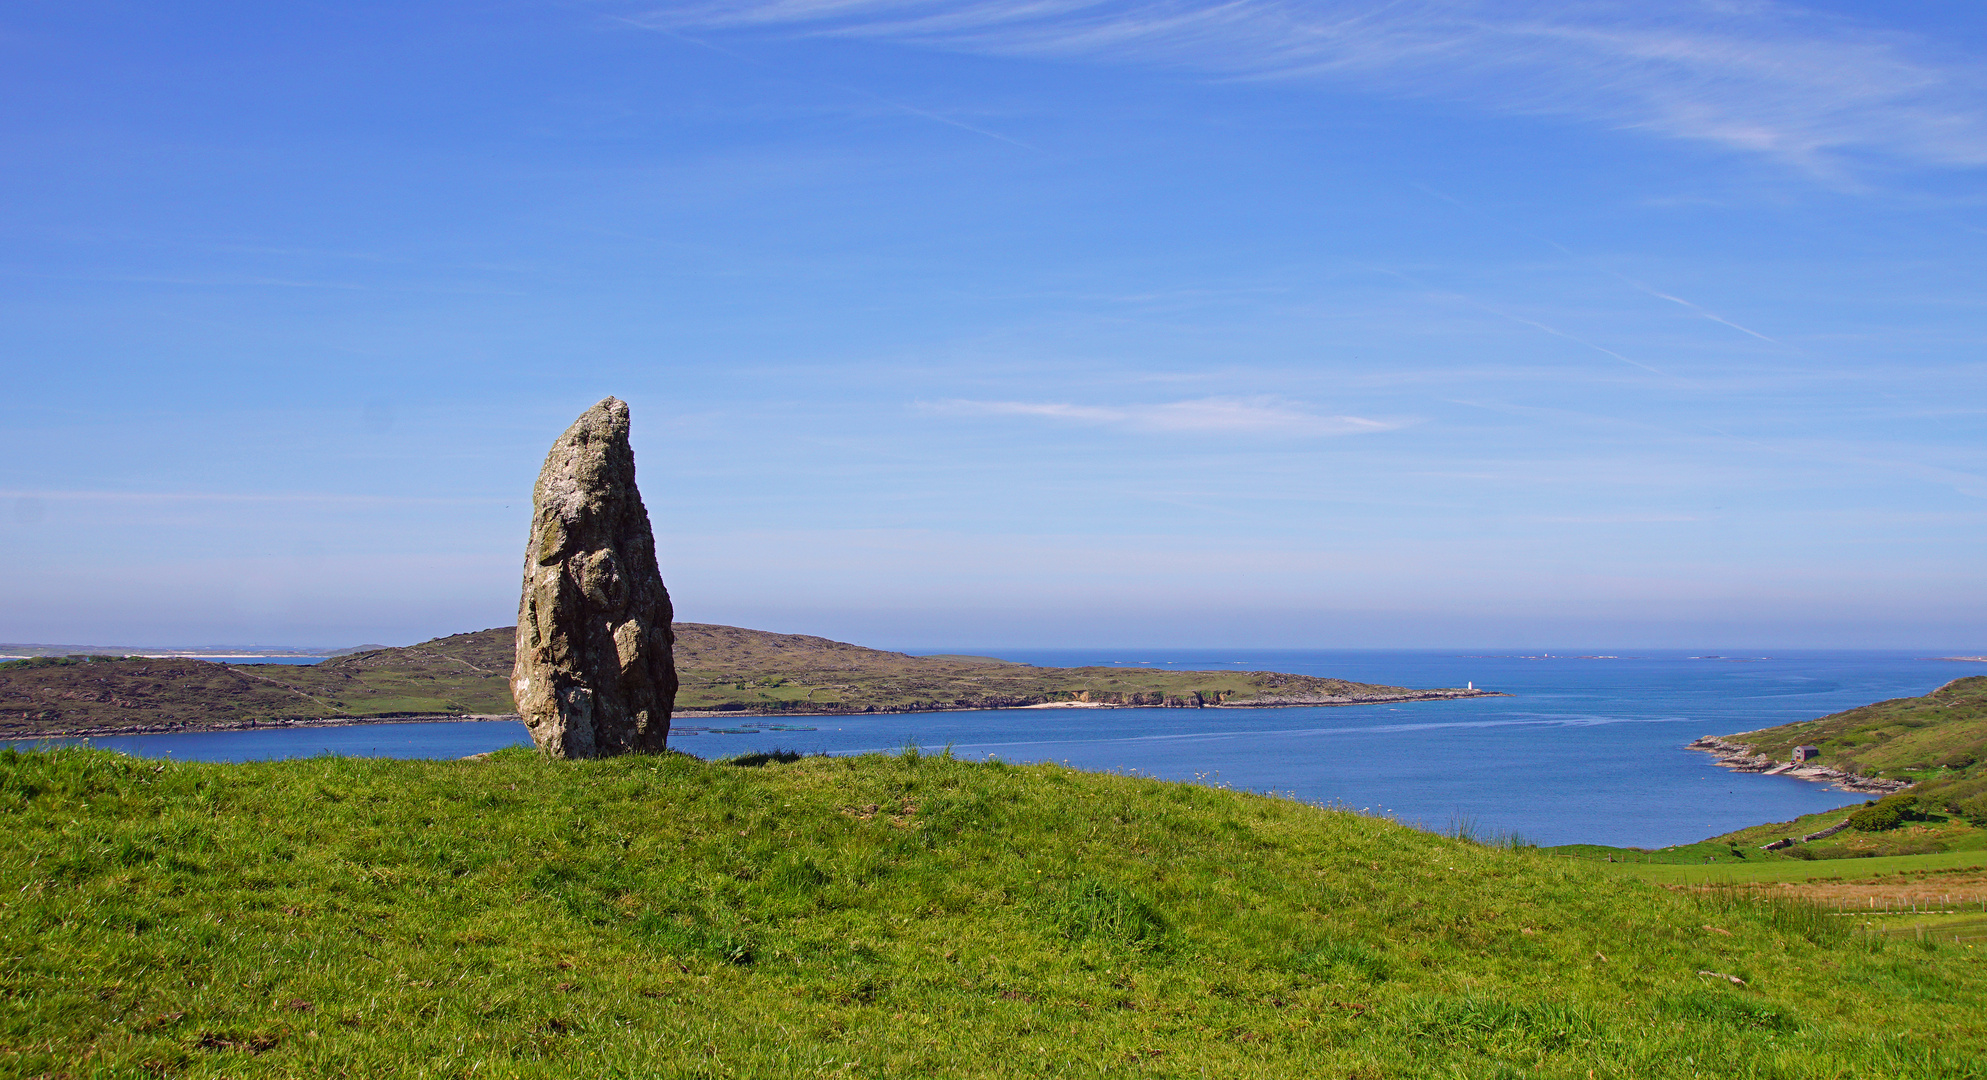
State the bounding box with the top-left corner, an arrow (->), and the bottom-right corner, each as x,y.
1687,735 -> 1908,794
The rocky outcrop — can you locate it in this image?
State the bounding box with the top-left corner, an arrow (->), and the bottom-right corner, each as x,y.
1687,736 -> 1909,794
1800,819 -> 1853,842
1758,818 -> 1854,852
513,398 -> 678,758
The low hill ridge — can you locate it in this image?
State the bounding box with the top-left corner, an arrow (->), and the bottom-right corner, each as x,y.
0,624 -> 1492,738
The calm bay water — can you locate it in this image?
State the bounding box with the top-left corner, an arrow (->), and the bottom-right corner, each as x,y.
14,649 -> 1980,848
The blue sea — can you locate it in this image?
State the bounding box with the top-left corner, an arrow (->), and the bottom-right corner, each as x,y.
12,649 -> 1980,849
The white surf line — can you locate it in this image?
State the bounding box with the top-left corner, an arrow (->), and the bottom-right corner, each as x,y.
793,715 -> 1708,758
825,711 -> 1695,748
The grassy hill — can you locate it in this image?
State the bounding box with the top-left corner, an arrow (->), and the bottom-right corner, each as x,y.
0,635 -> 521,738
1,625 -> 1486,738
2,746 -> 1981,1077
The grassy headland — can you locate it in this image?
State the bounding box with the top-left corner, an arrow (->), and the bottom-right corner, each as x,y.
1704,675 -> 1987,787
3,746 -> 1983,1077
0,625 -> 1490,739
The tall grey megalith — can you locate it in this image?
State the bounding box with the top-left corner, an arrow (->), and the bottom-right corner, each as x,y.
513,397 -> 677,757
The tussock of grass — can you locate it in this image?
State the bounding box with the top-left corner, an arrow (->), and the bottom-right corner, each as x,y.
1692,882 -> 1842,944
2,745 -> 1984,1077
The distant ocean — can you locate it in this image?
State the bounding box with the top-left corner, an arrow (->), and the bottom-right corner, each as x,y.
17,649 -> 1980,849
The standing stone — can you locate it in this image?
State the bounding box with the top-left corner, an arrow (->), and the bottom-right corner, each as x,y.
514,397 -> 677,757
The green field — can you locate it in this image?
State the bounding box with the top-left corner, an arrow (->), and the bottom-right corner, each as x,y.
1857,912 -> 1987,943
1549,807 -> 1987,870
4,746 -> 1985,1078
1603,849 -> 1987,885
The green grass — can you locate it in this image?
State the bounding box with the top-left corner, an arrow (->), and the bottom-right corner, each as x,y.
4,747 -> 1986,1078
1547,841 -> 1770,866
1863,912 -> 1987,943
1553,807 -> 1987,869
1605,849 -> 1987,886
1707,807 -> 1867,849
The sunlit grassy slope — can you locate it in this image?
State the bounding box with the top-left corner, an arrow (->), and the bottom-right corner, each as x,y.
1552,804 -> 1987,868
3,748 -> 1984,1078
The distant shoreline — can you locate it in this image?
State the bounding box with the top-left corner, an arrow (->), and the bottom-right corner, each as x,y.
0,647 -> 347,659
674,687 -> 1501,719
2,714 -> 521,742
8,689 -> 1504,741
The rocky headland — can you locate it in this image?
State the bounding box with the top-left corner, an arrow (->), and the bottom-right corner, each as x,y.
1686,675 -> 1987,798
1687,735 -> 1911,794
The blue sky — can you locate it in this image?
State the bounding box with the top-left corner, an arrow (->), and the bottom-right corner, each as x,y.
3,0 -> 1984,649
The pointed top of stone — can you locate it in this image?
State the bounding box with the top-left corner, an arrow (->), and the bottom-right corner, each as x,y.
533,397 -> 629,518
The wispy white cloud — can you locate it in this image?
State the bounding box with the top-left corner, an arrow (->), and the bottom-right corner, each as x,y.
637,0 -> 1987,171
1407,182 -> 1783,342
923,395 -> 1404,435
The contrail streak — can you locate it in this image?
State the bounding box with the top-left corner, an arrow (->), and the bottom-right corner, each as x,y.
1375,267 -> 1668,376
1410,182 -> 1778,344
1619,279 -> 1778,342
